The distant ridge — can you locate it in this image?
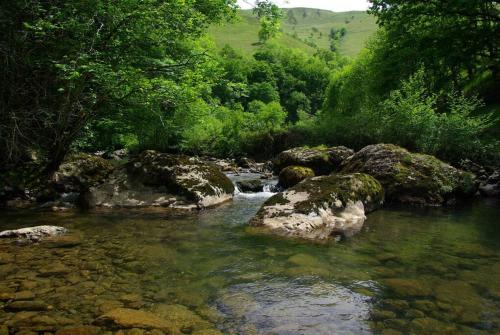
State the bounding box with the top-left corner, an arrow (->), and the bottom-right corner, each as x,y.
209,8 -> 377,57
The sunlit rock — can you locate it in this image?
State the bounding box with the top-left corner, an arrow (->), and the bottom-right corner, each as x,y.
342,144 -> 477,206
0,225 -> 67,243
250,173 -> 384,240
273,145 -> 354,175
88,150 -> 234,209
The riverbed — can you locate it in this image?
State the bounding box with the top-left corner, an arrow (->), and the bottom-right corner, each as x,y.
0,174 -> 499,334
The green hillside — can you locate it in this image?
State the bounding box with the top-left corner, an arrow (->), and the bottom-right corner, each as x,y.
209,8 -> 378,57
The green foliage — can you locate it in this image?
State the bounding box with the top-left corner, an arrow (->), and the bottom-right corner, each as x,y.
369,0 -> 500,93
322,66 -> 497,164
253,0 -> 283,44
0,0 -> 236,171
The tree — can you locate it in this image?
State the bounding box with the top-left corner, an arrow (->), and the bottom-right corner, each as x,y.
369,0 -> 500,90
253,0 -> 283,43
0,0 -> 236,173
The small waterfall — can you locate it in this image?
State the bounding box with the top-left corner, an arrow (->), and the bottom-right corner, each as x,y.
227,172 -> 279,199
234,183 -> 241,195
263,184 -> 273,193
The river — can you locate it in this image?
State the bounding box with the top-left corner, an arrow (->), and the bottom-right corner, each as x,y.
0,173 -> 499,334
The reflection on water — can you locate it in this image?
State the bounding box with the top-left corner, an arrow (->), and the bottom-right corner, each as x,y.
0,178 -> 499,334
217,279 -> 372,335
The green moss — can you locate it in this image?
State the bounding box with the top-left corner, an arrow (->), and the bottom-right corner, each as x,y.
129,151 -> 234,202
292,173 -> 384,214
347,144 -> 477,205
279,166 -> 315,188
262,192 -> 289,207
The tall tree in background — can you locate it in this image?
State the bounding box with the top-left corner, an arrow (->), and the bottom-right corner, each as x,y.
253,0 -> 283,43
369,0 -> 499,93
0,0 -> 236,173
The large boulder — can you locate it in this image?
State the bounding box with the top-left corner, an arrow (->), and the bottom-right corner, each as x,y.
52,153 -> 114,194
342,144 -> 477,206
250,173 -> 384,240
88,151 -> 234,209
278,166 -> 315,189
273,146 -> 354,175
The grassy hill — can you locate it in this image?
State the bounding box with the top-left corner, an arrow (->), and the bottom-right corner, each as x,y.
209,8 -> 378,57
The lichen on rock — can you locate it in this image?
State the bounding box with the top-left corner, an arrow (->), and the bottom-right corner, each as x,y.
250,173 -> 384,240
342,144 -> 477,206
273,146 -> 354,175
88,150 -> 234,209
52,153 -> 114,193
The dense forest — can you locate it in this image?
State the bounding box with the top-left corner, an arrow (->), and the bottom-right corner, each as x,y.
1,0 -> 499,175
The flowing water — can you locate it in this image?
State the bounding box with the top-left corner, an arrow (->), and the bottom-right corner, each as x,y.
1,174 -> 499,334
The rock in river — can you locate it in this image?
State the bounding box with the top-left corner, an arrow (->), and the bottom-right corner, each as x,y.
342,144 -> 476,206
250,173 -> 384,240
93,308 -> 173,331
273,146 -> 354,175
236,179 -> 263,193
278,166 -> 315,188
88,150 -> 235,209
52,153 -> 114,194
479,169 -> 500,197
0,225 -> 67,242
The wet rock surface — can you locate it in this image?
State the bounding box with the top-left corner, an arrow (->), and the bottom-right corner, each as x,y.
342,144 -> 477,206
479,170 -> 500,197
236,179 -> 263,193
251,173 -> 384,240
273,146 -> 354,175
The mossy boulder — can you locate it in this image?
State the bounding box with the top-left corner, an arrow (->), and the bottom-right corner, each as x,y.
52,153 -> 114,193
278,166 -> 315,188
250,173 -> 384,240
89,151 -> 234,209
129,151 -> 234,207
273,146 -> 354,175
342,144 -> 477,206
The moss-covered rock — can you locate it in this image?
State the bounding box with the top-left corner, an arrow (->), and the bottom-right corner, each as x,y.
89,151 -> 234,209
52,153 -> 114,193
273,146 -> 354,175
278,166 -> 315,188
342,144 -> 477,206
250,173 -> 384,240
129,151 -> 234,207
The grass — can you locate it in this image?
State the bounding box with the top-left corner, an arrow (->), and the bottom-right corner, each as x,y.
209,8 -> 378,58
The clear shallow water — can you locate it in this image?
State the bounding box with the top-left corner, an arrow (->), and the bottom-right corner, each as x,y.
0,176 -> 499,334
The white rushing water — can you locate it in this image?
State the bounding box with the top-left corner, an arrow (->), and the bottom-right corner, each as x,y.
229,172 -> 278,199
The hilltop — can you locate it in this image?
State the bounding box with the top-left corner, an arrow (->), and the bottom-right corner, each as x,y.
209,8 -> 378,57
